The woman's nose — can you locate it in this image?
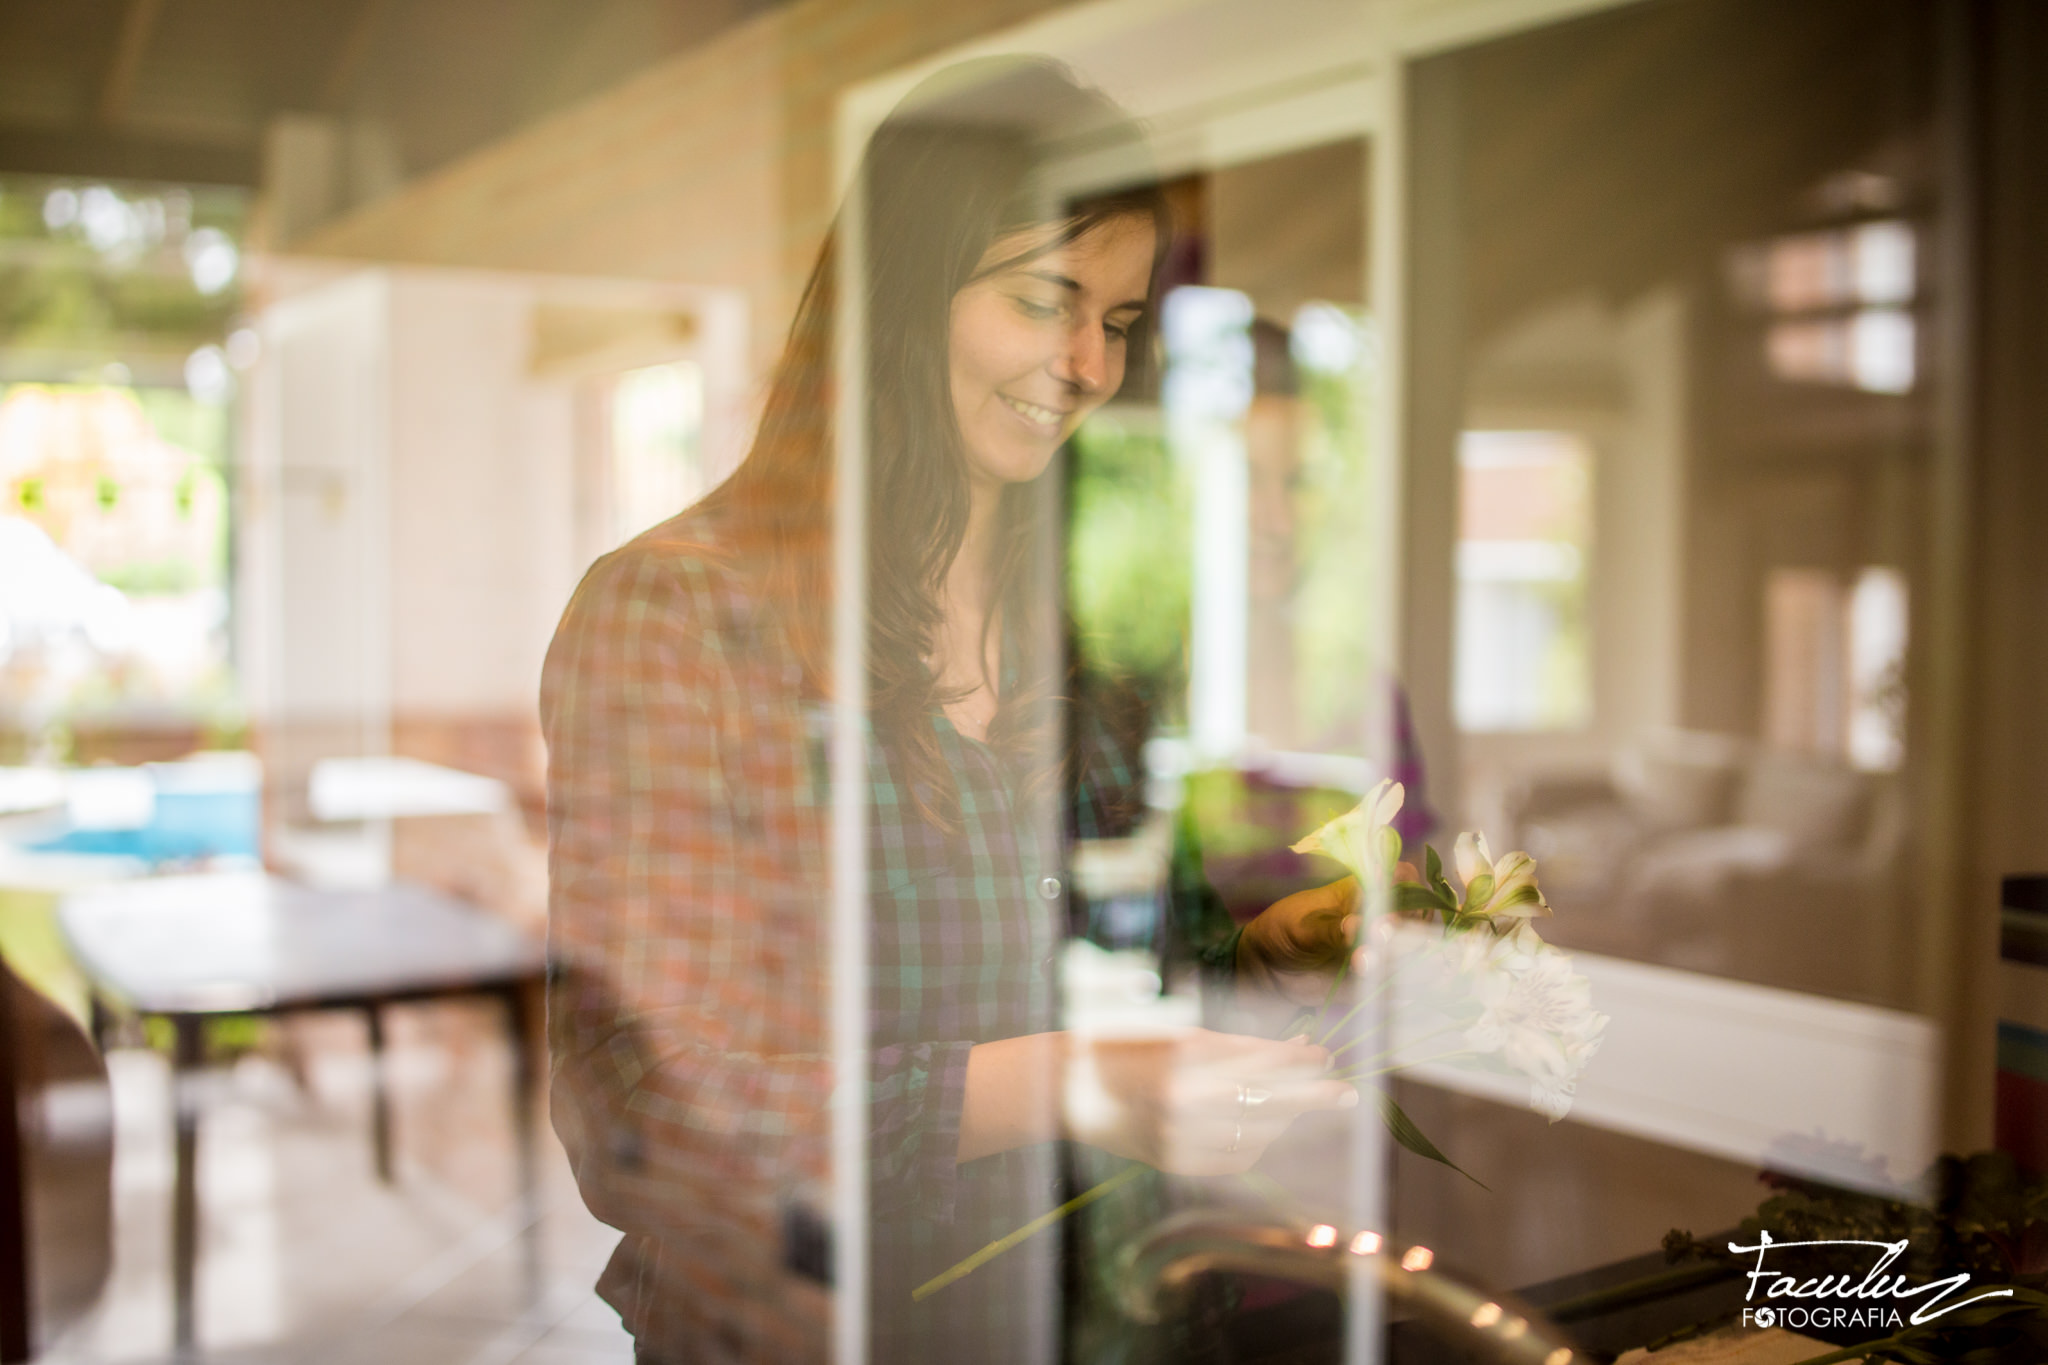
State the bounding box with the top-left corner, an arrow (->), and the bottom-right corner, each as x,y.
1056,320 -> 1109,392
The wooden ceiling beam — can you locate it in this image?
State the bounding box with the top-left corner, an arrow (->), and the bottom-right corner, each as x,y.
0,127 -> 260,188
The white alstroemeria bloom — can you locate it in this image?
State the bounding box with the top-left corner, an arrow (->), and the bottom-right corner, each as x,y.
1291,778 -> 1405,885
1452,831 -> 1551,922
1529,1005 -> 1609,1121
1460,923 -> 1607,1121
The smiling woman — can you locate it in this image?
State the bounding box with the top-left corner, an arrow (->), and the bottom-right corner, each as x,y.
936,216 -> 1157,742
947,217 -> 1154,478
541,57 -> 1359,1365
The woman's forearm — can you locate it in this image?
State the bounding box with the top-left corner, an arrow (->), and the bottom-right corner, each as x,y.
957,1031 -> 1069,1163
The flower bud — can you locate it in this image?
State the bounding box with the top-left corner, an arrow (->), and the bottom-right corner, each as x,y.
1291,779 -> 1406,884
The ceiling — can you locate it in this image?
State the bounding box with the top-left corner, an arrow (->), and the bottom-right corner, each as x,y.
0,0 -> 782,190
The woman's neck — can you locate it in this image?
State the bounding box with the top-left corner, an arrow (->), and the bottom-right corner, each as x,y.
949,478 -> 1002,616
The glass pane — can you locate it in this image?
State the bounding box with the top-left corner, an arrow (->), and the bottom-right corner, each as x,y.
1390,4 -> 2021,1362
21,4 -> 2037,1365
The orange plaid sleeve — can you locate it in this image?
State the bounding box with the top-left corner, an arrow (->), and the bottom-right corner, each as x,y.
543,539 -> 839,1353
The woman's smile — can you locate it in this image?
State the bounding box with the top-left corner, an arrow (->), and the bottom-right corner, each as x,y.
997,392 -> 1069,431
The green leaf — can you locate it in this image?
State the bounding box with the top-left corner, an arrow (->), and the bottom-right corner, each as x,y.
1394,882 -> 1456,915
1423,845 -> 1457,906
1462,873 -> 1494,912
1377,1091 -> 1488,1190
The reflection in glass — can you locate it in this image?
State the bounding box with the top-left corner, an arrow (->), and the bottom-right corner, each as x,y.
1455,430 -> 1592,734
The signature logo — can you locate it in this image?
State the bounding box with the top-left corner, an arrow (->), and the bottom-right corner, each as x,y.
1733,1231 -> 2013,1332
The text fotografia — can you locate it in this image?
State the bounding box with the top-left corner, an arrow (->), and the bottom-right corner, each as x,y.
1733,1231 -> 2014,1329
1742,1304 -> 1902,1332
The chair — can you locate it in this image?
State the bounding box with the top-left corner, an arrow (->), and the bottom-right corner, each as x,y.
0,952 -> 112,1362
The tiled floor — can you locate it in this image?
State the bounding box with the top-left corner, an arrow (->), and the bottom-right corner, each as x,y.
36,1012 -> 632,1365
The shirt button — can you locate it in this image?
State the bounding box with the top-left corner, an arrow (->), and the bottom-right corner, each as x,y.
1038,876 -> 1062,901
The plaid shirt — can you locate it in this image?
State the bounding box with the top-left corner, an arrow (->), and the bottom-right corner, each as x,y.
543,514 -> 1201,1363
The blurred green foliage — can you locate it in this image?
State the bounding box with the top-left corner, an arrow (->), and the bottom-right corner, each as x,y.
1182,765 -> 1356,860
1291,353 -> 1379,753
0,888 -> 91,1029
0,177 -> 246,368
1066,307 -> 1381,754
1067,409 -> 1191,715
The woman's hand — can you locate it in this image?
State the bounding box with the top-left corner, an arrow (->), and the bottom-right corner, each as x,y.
1237,877 -> 1360,1005
1063,1029 -> 1357,1176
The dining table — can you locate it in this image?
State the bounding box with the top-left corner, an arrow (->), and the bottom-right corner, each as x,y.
57,871 -> 548,1356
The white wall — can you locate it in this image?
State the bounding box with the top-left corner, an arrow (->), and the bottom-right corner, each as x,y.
241,271 -> 392,737
243,264 -> 747,728
385,273 -> 577,714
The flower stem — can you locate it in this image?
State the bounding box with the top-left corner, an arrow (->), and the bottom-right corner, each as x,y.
910,1164 -> 1145,1301
1330,1049 -> 1478,1083
1236,1169 -> 1289,1201
1329,1022 -> 1457,1066
1314,968 -> 1397,1049
1305,955 -> 1352,1039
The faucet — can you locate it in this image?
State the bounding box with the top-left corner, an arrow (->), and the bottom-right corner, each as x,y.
1115,1210 -> 1582,1364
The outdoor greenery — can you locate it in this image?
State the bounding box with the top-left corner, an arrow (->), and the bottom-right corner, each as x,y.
1067,407 -> 1191,717
1290,329 -> 1380,752
1065,305 -> 1381,754
0,177 -> 245,368
0,177 -> 247,741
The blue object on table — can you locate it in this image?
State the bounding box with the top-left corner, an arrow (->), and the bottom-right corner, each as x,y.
25,757 -> 259,864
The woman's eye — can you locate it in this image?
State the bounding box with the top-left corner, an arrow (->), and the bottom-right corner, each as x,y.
1104,321 -> 1131,342
1012,295 -> 1062,320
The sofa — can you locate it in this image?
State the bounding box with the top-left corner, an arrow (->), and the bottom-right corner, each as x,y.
1500,732 -> 1907,1005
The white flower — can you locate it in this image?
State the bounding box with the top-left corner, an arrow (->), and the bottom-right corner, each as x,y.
1452,831 -> 1551,922
1347,921 -> 1607,1122
1291,779 -> 1405,884
1460,923 -> 1607,1121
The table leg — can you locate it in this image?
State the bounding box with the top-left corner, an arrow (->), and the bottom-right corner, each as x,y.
364,1004 -> 394,1183
170,1016 -> 202,1357
501,984 -> 542,1302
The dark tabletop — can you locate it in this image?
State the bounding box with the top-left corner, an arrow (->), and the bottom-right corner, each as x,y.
58,872 -> 546,1016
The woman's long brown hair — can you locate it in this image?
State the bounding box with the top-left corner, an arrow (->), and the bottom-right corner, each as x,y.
695,58 -> 1169,834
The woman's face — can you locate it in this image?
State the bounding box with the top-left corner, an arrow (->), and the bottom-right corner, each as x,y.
948,214 -> 1155,489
